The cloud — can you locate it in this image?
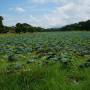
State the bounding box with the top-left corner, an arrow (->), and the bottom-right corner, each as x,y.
3,0 -> 90,28
31,0 -> 78,4
29,0 -> 90,28
32,0 -> 60,4
10,7 -> 25,13
15,7 -> 25,12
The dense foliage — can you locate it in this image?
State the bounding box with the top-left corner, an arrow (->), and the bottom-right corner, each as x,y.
60,20 -> 90,31
49,20 -> 90,31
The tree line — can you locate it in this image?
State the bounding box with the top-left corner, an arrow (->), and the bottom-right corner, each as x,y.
0,16 -> 90,33
48,20 -> 90,31
0,16 -> 44,33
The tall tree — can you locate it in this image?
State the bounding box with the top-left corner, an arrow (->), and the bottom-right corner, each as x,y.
0,16 -> 4,33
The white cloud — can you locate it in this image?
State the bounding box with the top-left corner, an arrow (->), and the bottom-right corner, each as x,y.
29,0 -> 90,28
4,0 -> 90,28
31,0 -> 78,4
10,7 -> 25,13
15,7 -> 25,12
32,0 -> 60,4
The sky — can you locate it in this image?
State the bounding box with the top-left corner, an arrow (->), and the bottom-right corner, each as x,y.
0,0 -> 90,28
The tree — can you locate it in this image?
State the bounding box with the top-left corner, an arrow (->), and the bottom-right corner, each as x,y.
0,16 -> 4,33
15,23 -> 22,33
15,23 -> 35,33
22,23 -> 30,33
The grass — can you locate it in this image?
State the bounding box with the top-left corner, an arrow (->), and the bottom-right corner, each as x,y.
0,61 -> 90,90
0,31 -> 90,90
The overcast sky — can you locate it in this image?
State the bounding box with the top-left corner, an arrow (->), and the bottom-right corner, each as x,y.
0,0 -> 90,28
